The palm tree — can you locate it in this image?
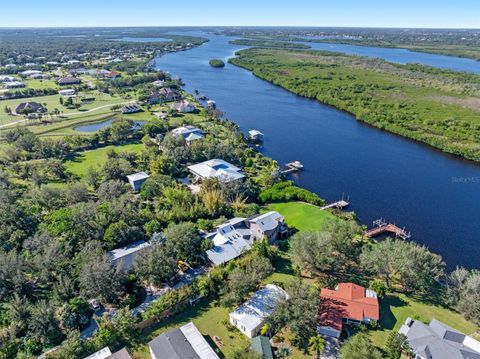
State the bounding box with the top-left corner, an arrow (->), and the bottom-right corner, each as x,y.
276,345 -> 292,359
309,335 -> 326,359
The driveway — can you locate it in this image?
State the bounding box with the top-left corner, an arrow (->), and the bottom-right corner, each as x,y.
321,336 -> 340,359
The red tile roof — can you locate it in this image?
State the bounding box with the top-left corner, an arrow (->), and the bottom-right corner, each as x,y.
319,283 -> 380,332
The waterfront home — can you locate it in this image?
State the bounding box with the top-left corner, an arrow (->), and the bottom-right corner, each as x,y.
171,125 -> 204,143
229,284 -> 288,338
58,89 -> 76,97
158,87 -> 181,101
148,322 -> 219,359
171,99 -> 196,113
126,171 -> 149,190
205,212 -> 287,265
399,318 -> 480,359
188,159 -> 245,183
15,102 -> 47,115
57,76 -> 81,86
107,240 -> 151,272
318,282 -> 380,338
151,79 -> 166,87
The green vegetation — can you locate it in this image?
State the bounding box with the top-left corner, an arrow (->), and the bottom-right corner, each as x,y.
209,59 -> 225,68
267,201 -> 336,231
230,39 -> 311,49
260,181 -> 324,206
230,48 -> 480,161
65,142 -> 144,177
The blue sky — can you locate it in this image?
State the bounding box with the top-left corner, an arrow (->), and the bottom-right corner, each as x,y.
0,0 -> 478,28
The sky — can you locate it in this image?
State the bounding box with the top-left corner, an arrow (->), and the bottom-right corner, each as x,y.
0,0 -> 478,28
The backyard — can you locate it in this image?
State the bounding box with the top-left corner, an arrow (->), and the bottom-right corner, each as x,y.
65,142 -> 144,177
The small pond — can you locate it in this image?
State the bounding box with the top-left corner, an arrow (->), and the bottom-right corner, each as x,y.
74,119 -> 147,132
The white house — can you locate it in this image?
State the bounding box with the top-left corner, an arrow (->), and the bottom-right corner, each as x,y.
107,240 -> 152,272
171,99 -> 196,113
188,159 -> 245,183
21,70 -> 42,76
126,172 -> 149,191
205,212 -> 287,266
248,129 -> 264,142
171,125 -> 204,143
229,284 -> 288,338
84,347 -> 112,359
59,89 -> 76,97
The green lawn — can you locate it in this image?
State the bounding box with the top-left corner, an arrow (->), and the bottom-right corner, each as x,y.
131,300 -> 249,359
131,259 -> 310,359
368,293 -> 479,349
65,142 -> 144,177
0,92 -> 127,125
267,201 -> 337,232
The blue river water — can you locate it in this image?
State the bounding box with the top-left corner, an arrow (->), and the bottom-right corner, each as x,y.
154,32 -> 480,269
300,41 -> 480,73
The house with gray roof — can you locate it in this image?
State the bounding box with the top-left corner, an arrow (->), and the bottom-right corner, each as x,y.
126,171 -> 149,191
171,125 -> 204,143
148,321 -> 219,359
14,102 -> 47,115
205,212 -> 287,266
229,284 -> 288,338
399,317 -> 480,359
107,240 -> 152,272
188,159 -> 245,183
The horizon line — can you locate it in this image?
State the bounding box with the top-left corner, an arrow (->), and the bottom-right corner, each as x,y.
0,25 -> 479,30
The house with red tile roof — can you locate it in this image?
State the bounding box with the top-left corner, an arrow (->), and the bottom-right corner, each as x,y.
318,282 -> 380,338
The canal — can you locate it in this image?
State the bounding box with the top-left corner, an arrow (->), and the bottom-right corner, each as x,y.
154,32 -> 480,269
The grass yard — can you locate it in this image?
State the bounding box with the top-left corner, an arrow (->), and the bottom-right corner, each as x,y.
131,300 -> 248,359
368,292 -> 479,349
267,201 -> 337,232
65,142 -> 144,177
0,92 -> 127,125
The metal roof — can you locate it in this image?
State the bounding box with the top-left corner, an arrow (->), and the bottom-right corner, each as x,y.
229,284 -> 288,333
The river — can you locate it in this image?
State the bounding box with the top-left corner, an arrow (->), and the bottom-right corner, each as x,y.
153,32 -> 480,269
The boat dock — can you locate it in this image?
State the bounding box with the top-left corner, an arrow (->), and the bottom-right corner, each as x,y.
320,200 -> 350,210
282,161 -> 304,174
364,218 -> 411,240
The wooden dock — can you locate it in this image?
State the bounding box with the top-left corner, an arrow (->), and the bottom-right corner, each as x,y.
364,219 -> 411,240
320,200 -> 350,210
281,161 -> 304,174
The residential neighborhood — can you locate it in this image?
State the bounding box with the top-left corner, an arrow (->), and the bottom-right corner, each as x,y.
0,18 -> 479,359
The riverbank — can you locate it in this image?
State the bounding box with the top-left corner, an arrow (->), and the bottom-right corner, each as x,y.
300,39 -> 480,62
230,47 -> 480,162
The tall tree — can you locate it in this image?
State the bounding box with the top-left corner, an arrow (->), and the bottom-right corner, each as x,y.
309,335 -> 326,359
340,333 -> 383,359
